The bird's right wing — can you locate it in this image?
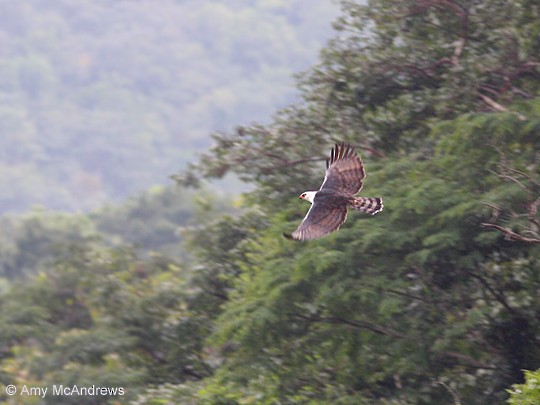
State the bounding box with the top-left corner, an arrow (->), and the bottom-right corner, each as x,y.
285,202 -> 347,241
319,143 -> 365,196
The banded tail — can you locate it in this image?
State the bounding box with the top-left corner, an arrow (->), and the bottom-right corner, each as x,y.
350,197 -> 383,215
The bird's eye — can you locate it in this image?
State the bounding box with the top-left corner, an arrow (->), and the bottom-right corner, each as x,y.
301,193 -> 306,197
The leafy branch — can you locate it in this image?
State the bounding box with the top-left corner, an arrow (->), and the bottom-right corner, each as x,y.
290,312 -> 405,338
481,153 -> 540,244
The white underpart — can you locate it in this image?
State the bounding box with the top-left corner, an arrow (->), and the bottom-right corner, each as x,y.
302,191 -> 317,203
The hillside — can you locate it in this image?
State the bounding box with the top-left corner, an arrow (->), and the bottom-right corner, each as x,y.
0,0 -> 338,212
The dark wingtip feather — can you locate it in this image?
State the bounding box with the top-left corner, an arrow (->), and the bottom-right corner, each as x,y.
328,142 -> 357,166
283,232 -> 296,240
347,143 -> 354,157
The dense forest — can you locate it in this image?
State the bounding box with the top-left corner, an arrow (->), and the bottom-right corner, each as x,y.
1,0 -> 540,404
0,0 -> 337,212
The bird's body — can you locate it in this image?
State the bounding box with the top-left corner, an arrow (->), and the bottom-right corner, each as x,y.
285,143 -> 383,241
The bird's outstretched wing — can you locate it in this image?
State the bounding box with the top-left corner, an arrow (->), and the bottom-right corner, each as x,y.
284,202 -> 347,241
319,143 -> 365,196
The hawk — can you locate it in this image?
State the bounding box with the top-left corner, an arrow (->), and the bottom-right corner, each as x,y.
284,143 -> 383,240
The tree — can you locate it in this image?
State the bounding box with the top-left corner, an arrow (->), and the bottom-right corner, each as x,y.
0,210 -> 99,279
0,244 -> 209,404
172,1 -> 540,403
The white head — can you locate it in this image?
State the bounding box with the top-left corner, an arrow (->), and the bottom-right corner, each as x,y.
299,191 -> 317,203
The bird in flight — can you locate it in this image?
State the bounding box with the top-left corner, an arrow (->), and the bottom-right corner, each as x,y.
284,143 -> 383,240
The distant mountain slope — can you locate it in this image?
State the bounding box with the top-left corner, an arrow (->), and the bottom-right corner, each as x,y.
0,0 -> 338,212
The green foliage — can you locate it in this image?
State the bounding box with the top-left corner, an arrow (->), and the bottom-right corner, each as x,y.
0,245 -> 209,404
91,185 -> 236,259
132,382 -> 204,405
507,369 -> 540,405
0,186 -> 237,280
0,210 -> 99,279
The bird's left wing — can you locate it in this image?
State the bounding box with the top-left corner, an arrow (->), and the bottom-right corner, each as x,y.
284,201 -> 347,241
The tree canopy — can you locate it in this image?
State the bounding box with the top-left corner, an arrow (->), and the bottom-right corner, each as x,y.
173,0 -> 540,403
